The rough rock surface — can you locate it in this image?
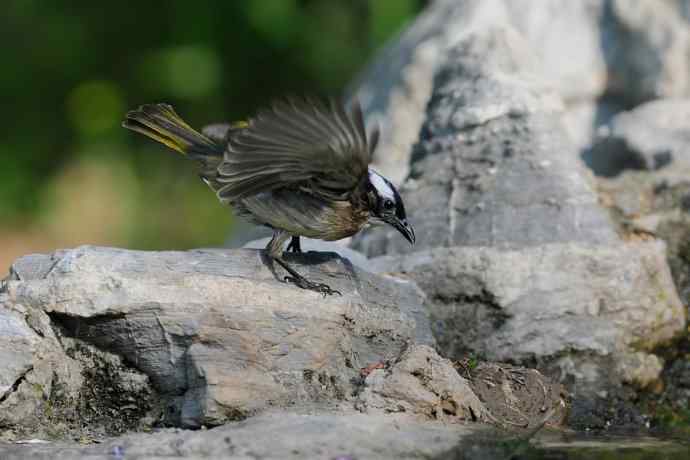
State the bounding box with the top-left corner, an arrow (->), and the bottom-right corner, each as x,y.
1,247 -> 568,451
353,27 -> 616,257
597,152 -> 690,430
0,290 -> 158,440
0,305 -> 39,407
370,241 -> 685,393
590,98 -> 690,176
348,3 -> 688,431
356,345 -> 566,428
355,344 -> 487,422
351,0 -> 606,185
599,168 -> 690,304
351,0 -> 690,184
0,289 -> 84,433
2,245 -> 433,429
0,413 -> 491,460
595,105 -> 690,303
604,0 -> 690,105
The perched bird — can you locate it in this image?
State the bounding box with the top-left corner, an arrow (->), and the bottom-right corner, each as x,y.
123,97 -> 414,295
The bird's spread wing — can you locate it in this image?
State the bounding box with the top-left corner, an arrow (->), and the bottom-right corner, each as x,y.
215,97 -> 374,202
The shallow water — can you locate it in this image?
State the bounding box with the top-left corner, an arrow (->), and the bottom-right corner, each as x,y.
436,431 -> 689,460
528,434 -> 688,460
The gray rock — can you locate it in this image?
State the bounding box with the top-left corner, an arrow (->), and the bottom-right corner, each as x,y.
351,0 -> 610,185
590,98 -> 690,176
368,241 -> 686,393
350,0 -> 485,185
352,0 -> 690,184
352,27 -> 617,257
3,245 -> 434,428
0,412 -> 491,460
348,4 -> 687,403
501,0 -> 608,104
356,344 -> 487,422
596,151 -> 690,432
604,0 -> 690,105
0,246 -> 568,442
598,166 -> 690,303
0,304 -> 36,402
0,294 -> 84,432
2,246 -> 568,441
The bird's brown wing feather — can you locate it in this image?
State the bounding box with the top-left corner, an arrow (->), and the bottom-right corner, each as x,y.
215,97 -> 371,203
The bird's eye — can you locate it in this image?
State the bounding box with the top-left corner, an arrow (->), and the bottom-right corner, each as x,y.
383,199 -> 394,210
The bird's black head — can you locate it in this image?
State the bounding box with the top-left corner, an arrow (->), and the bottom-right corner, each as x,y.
367,169 -> 415,245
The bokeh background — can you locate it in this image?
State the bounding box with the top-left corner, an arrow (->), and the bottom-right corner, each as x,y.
0,0 -> 424,275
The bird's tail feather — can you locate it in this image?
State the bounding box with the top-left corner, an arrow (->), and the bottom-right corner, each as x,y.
123,104 -> 224,159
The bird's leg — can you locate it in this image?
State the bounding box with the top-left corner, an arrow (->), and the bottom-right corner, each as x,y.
266,231 -> 340,296
286,236 -> 302,253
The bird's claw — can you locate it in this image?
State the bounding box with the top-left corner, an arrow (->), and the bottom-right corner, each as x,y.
283,276 -> 341,296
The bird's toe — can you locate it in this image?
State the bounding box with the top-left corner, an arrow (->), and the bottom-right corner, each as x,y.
283,275 -> 341,296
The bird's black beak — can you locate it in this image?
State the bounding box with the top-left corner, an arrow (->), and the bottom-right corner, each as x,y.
388,217 -> 415,245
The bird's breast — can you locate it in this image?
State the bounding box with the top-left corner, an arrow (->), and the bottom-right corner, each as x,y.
234,189 -> 369,241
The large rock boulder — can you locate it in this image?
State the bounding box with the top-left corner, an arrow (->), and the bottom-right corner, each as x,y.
370,241 -> 684,393
590,98 -> 690,176
1,246 -> 433,430
352,0 -> 690,182
353,27 -> 616,257
350,1 -> 687,427
1,246 -> 568,446
351,0 -> 608,184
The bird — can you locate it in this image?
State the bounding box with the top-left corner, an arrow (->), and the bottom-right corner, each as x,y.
122,97 -> 415,295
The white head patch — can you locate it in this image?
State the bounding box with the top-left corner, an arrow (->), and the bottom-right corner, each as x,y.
368,169 -> 395,201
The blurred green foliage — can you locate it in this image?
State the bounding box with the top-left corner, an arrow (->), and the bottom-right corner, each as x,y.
0,0 -> 420,266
